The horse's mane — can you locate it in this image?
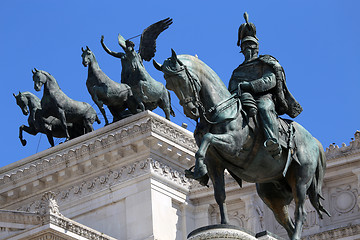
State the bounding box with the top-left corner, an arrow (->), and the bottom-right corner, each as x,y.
20,91 -> 41,107
178,55 -> 220,79
39,70 -> 55,82
178,55 -> 228,92
22,91 -> 40,101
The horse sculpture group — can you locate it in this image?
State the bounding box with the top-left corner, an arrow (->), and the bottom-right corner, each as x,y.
14,16 -> 330,240
15,18 -> 174,147
13,91 -> 83,147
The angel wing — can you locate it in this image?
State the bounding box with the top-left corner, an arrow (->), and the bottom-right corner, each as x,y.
139,17 -> 173,62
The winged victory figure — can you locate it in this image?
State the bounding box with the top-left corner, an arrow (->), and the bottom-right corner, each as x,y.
101,17 -> 175,120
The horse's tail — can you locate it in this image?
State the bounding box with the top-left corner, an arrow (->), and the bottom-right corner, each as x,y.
308,139 -> 331,218
168,91 -> 175,117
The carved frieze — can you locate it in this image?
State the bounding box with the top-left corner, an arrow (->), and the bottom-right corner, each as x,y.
17,158 -> 192,212
0,113 -> 196,188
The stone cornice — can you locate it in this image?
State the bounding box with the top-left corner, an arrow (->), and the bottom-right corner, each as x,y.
4,212 -> 118,240
304,223 -> 360,240
0,112 -> 196,207
325,131 -> 360,160
1,192 -> 117,240
44,213 -> 117,240
0,209 -> 41,225
0,111 -> 196,180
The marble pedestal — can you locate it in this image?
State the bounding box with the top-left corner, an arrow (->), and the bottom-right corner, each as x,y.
187,225 -> 256,240
187,225 -> 283,240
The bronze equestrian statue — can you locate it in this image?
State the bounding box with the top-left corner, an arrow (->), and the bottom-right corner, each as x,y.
154,17 -> 330,238
100,18 -> 175,120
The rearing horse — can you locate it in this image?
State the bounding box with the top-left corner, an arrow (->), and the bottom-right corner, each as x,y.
154,50 -> 330,240
13,91 -> 83,147
32,69 -> 101,141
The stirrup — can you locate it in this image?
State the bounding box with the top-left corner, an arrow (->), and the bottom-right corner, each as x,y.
185,166 -> 209,187
264,138 -> 282,159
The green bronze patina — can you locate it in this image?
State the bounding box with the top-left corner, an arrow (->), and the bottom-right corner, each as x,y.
100,18 -> 175,120
154,45 -> 330,240
13,91 -> 83,147
32,68 -> 100,141
81,46 -> 142,125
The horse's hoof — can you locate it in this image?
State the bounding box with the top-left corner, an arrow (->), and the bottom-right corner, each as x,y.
197,174 -> 209,187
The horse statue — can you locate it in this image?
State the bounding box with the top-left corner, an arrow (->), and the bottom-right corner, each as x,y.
153,50 -> 330,240
32,68 -> 101,141
81,46 -> 142,125
13,91 -> 83,147
100,17 -> 175,120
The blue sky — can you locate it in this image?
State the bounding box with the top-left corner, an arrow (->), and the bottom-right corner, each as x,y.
1,1 -> 359,167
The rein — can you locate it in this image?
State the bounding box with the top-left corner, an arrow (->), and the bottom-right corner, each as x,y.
178,62 -> 241,125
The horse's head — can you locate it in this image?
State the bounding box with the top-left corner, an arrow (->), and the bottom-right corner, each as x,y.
32,68 -> 47,92
13,91 -> 29,116
154,49 -> 201,120
81,46 -> 93,67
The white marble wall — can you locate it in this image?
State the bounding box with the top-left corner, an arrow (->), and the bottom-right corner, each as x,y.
0,112 -> 359,240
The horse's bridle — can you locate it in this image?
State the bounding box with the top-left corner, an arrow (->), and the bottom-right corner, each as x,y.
167,59 -> 241,125
165,59 -> 202,108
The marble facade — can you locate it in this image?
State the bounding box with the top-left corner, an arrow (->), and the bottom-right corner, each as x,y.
0,111 -> 359,240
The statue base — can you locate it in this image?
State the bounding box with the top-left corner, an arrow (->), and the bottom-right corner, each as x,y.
187,224 -> 256,240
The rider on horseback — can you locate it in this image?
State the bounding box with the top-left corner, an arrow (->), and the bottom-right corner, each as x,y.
228,13 -> 302,159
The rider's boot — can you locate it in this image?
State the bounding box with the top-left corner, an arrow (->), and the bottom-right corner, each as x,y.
192,154 -> 209,186
194,158 -> 208,178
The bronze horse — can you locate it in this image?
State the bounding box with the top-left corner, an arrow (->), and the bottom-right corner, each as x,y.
32,69 -> 101,141
154,50 -> 330,240
81,46 -> 142,125
13,91 -> 83,147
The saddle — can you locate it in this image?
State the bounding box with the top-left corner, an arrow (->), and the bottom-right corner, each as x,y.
246,113 -> 300,177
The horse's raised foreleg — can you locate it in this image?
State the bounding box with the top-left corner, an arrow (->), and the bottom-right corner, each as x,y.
256,182 -> 295,238
194,132 -> 238,180
207,157 -> 229,224
19,124 -> 37,146
194,133 -> 214,179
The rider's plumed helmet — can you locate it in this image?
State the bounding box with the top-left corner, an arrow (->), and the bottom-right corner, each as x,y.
237,12 -> 259,48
